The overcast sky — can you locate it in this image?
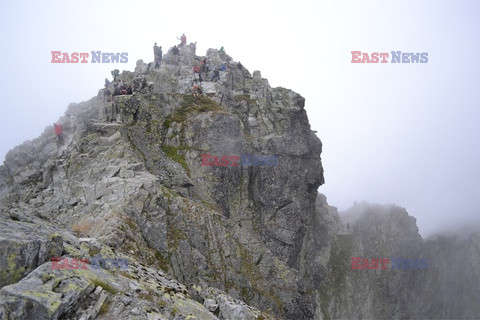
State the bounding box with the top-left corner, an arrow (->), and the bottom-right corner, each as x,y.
1,0 -> 479,237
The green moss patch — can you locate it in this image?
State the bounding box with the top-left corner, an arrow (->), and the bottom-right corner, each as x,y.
90,278 -> 117,294
154,250 -> 170,272
233,94 -> 257,105
161,145 -> 191,175
164,95 -> 225,129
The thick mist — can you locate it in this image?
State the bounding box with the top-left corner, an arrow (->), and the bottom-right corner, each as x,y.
1,0 -> 480,237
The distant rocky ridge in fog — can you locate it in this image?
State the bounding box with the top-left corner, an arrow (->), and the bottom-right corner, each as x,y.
0,43 -> 479,319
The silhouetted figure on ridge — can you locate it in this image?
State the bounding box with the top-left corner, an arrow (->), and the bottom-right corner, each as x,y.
111,69 -> 119,81
154,43 -> 162,68
177,33 -> 186,47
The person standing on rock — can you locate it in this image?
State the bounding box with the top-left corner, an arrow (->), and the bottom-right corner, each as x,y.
154,43 -> 162,68
153,43 -> 159,67
205,61 -> 210,76
54,123 -> 64,145
111,69 -> 119,81
171,45 -> 180,65
112,83 -> 121,97
211,68 -> 220,82
172,45 -> 179,55
158,46 -> 163,66
201,59 -> 210,77
177,33 -> 186,47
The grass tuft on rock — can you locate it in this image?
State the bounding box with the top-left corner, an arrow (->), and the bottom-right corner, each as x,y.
90,278 -> 117,294
164,95 -> 224,129
161,145 -> 191,175
233,94 -> 257,105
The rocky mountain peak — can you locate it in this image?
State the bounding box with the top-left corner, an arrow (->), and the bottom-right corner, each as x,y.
0,44 -> 326,319
1,44 -> 479,320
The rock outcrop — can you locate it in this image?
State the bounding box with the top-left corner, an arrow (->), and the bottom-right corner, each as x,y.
319,202 -> 480,320
0,44 -> 326,319
1,43 -> 479,320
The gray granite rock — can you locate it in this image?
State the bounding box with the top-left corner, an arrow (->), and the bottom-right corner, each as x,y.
1,44 -> 478,320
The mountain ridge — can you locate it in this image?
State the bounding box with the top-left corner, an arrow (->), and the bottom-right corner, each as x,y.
1,44 -> 479,320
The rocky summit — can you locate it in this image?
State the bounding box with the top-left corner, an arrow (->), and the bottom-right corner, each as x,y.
0,44 -> 479,320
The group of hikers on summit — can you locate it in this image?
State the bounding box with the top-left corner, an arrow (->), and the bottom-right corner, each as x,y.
153,34 -> 235,98
53,34 -> 245,147
154,34 -> 184,68
103,69 -> 133,103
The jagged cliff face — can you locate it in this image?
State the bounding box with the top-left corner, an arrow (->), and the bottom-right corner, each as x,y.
1,43 -> 479,320
0,44 -> 328,319
319,203 -> 480,320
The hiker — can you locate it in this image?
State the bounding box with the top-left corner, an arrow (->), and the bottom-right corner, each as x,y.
154,43 -> 159,60
211,68 -> 220,82
111,69 -> 120,81
112,83 -> 121,97
192,84 -> 198,98
193,65 -> 200,74
157,46 -> 163,66
117,79 -> 125,89
219,46 -> 225,55
126,84 -> 133,95
192,83 -> 202,98
54,123 -> 64,145
201,59 -> 210,75
219,63 -> 227,72
104,78 -> 110,88
154,43 -> 162,68
172,45 -> 179,55
193,71 -> 202,82
177,33 -> 186,47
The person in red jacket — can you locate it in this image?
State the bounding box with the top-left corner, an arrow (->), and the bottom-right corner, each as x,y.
54,123 -> 64,145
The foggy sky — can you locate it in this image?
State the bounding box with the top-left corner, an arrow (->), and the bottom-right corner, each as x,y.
1,0 -> 479,237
